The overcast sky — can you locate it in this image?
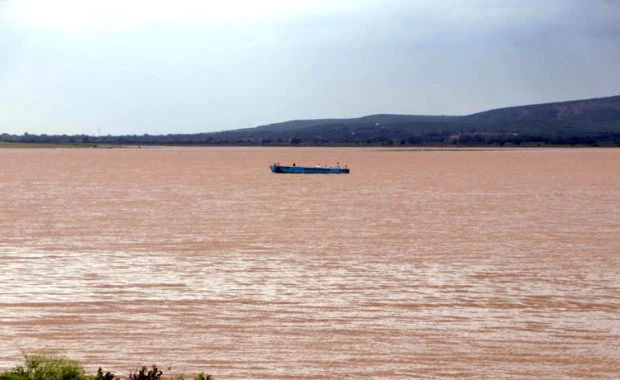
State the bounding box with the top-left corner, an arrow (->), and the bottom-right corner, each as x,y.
1,0 -> 619,135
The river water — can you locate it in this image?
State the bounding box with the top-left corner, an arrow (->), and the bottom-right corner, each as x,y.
0,147 -> 618,379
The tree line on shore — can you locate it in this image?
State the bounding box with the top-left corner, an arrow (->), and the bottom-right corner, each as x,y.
1,128 -> 618,147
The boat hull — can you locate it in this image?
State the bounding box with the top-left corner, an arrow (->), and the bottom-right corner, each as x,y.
270,165 -> 349,174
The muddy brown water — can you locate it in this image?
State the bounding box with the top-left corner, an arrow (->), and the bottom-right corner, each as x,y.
0,147 -> 618,379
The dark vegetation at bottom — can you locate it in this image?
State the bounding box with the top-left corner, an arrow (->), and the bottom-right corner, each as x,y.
0,354 -> 213,380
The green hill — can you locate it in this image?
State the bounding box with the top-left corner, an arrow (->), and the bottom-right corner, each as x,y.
464,95 -> 620,124
202,95 -> 620,146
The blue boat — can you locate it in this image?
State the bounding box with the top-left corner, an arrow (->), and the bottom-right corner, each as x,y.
270,163 -> 350,174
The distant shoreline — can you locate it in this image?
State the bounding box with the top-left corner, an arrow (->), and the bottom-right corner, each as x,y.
1,142 -> 619,149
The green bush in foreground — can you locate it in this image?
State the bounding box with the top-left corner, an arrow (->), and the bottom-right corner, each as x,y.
0,355 -> 213,380
0,354 -> 83,380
